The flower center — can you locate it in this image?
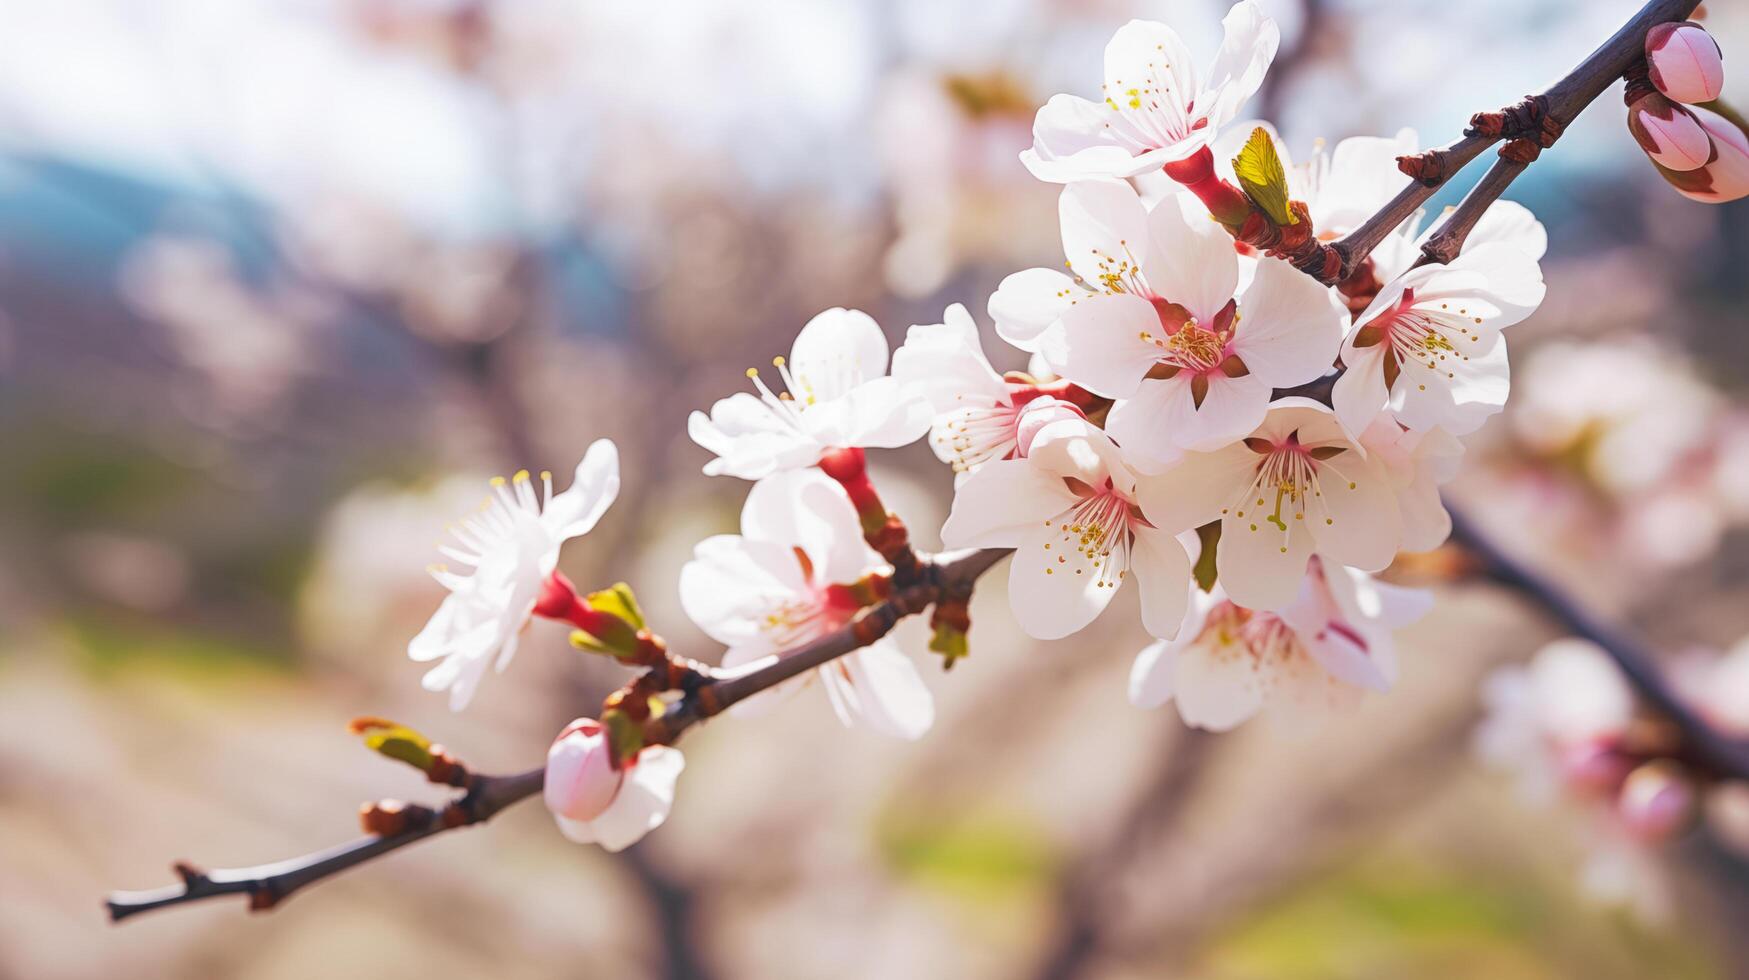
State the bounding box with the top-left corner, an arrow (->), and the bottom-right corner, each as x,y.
1351,288 -> 1483,392
1227,432 -> 1353,553
1041,481 -> 1142,589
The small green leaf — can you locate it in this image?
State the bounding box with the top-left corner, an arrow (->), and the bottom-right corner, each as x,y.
348,717 -> 434,772
1232,127 -> 1297,227
929,623 -> 970,669
600,708 -> 645,766
585,583 -> 645,632
1194,521 -> 1221,592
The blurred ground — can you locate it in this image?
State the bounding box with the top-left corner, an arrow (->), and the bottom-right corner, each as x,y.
1,1 -> 1748,978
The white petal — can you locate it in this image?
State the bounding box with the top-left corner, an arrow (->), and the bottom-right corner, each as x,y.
678,535 -> 797,646
1044,292 -> 1161,398
1060,179 -> 1151,286
1140,192 -> 1239,323
1130,525 -> 1192,638
891,304 -> 1009,409
789,308 -> 890,401
1129,637 -> 1184,709
1465,199 -> 1548,260
1311,131 -> 1417,230
1231,256 -> 1345,387
990,267 -> 1080,352
1172,636 -> 1266,731
1023,95 -> 1163,183
741,470 -> 873,587
1202,1 -> 1280,128
1391,330 -> 1510,436
545,439 -> 622,538
1217,504 -> 1315,612
1444,242 -> 1546,322
1134,441 -> 1257,533
1332,343 -> 1390,441
1007,524 -> 1118,640
689,397 -> 822,479
1306,455 -> 1402,571
830,641 -> 935,740
940,458 -> 1074,549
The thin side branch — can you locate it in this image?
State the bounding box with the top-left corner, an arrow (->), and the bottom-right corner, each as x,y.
1327,0 -> 1702,282
1448,504 -> 1749,780
105,767 -> 544,922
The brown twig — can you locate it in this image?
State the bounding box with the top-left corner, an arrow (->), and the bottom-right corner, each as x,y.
105,547 -> 1011,924
104,767 -> 544,922
1447,504 -> 1749,782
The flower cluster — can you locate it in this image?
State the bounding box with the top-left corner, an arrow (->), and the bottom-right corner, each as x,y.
393,4 -> 1749,858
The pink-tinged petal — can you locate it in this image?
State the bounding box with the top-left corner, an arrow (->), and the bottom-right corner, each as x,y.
1217,503 -> 1315,612
1171,635 -> 1267,731
1134,441 -> 1257,533
892,303 -> 1008,408
1332,343 -> 1391,443
1629,94 -> 1713,172
1060,179 -> 1152,286
941,459 -> 1075,550
545,439 -> 622,538
790,308 -> 892,399
1007,525 -> 1119,639
991,267 -> 1080,352
1391,330 -> 1510,436
1141,192 -> 1240,323
1023,95 -> 1164,183
545,724 -> 622,823
1129,636 -> 1184,710
1043,292 -> 1162,398
575,746 -> 685,852
1014,397 -> 1088,457
1026,417 -> 1130,490
1466,200 -> 1548,260
827,640 -> 935,740
1232,255 -> 1345,387
1335,562 -> 1433,632
1305,455 -> 1402,571
1646,22 -> 1725,105
1130,525 -> 1193,639
1203,1 -> 1280,128
1177,371 -> 1273,452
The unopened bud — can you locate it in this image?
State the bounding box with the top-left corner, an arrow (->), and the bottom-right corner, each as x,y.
1654,104 -> 1749,203
544,719 -> 625,823
1628,92 -> 1712,172
1646,22 -> 1725,105
1617,761 -> 1695,842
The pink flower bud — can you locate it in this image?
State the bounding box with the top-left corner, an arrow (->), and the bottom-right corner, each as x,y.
544,719 -> 623,823
1617,762 -> 1695,842
1654,104 -> 1749,203
1013,396 -> 1086,457
1646,22 -> 1725,105
1628,92 -> 1712,171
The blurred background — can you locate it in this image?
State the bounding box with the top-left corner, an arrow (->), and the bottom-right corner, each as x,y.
2,0 -> 1748,977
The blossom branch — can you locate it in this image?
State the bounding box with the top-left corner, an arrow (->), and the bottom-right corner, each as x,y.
104,766 -> 544,922
1447,504 -> 1749,782
1324,0 -> 1702,284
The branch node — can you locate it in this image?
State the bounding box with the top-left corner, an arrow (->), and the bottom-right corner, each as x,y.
1465,94 -> 1562,147
1397,150 -> 1456,187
